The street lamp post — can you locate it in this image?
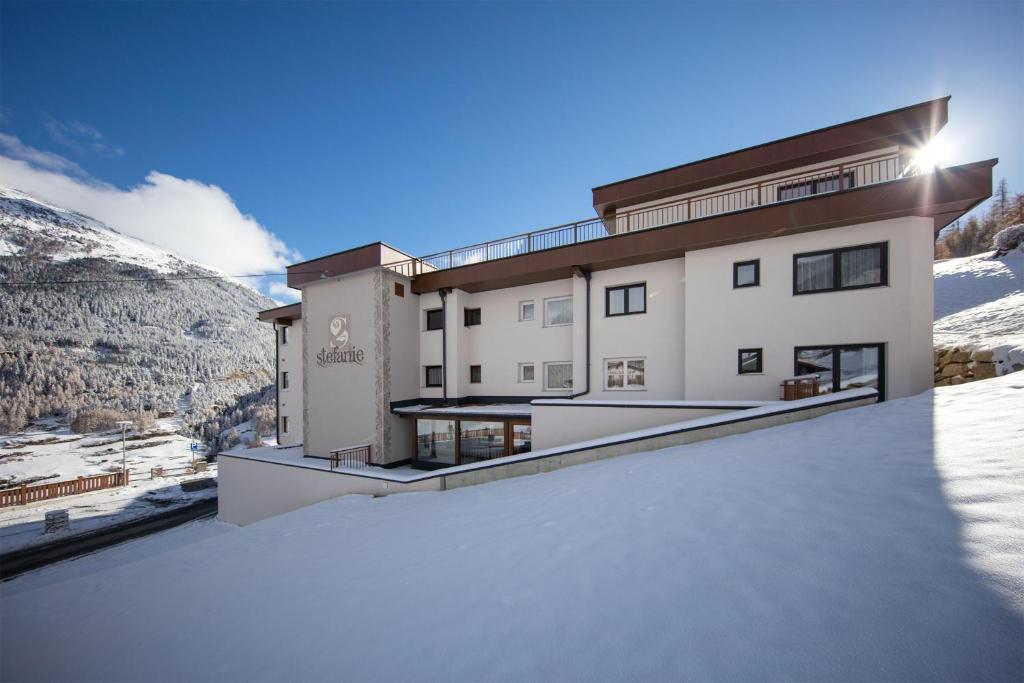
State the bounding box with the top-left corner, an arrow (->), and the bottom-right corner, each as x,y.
115,420 -> 133,478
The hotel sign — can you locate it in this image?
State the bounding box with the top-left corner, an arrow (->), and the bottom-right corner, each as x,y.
316,313 -> 365,367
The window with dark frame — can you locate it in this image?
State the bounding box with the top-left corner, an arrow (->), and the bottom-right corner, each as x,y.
279,326 -> 289,345
470,365 -> 482,384
464,307 -> 481,326
794,242 -> 888,295
606,283 -> 646,316
733,260 -> 760,288
776,170 -> 855,202
425,308 -> 444,331
280,416 -> 289,434
738,349 -> 763,374
281,371 -> 289,389
394,282 -> 405,297
425,365 -> 443,387
794,344 -> 885,400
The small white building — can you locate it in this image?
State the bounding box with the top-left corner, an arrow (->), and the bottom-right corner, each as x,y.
248,97 -> 993,476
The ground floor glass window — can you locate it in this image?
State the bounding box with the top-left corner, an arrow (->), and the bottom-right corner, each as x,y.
795,344 -> 884,399
416,419 -> 456,465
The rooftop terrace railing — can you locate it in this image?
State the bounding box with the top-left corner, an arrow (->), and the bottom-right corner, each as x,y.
386,153 -> 917,277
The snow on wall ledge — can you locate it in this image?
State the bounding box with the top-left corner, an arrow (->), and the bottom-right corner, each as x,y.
218,388 -> 877,525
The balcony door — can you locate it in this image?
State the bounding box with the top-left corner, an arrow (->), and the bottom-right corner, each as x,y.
794,344 -> 885,400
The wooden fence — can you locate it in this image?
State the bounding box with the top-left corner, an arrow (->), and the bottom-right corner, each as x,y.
0,471 -> 130,508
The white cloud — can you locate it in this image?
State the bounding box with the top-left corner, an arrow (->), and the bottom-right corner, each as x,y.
267,280 -> 300,303
0,136 -> 300,275
0,133 -> 88,176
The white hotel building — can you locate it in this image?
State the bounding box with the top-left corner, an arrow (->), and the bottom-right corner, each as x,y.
225,97 -> 993,510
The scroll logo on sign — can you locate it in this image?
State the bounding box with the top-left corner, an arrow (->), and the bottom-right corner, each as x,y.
316,313 -> 365,367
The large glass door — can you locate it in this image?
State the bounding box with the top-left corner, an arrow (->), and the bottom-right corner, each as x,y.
795,344 -> 884,400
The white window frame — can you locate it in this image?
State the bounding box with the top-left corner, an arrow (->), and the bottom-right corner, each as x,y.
543,296 -> 573,327
604,357 -> 646,391
518,362 -> 535,383
543,361 -> 573,391
519,300 -> 535,322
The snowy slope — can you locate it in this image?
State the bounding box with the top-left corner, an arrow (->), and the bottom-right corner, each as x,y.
3,374 -> 1022,682
934,250 -> 1024,369
0,187 -> 187,273
0,186 -> 276,435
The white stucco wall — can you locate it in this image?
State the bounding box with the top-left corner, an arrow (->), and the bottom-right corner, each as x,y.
277,321 -> 304,447
418,279 -> 575,400
217,453 -> 440,526
583,259 -> 687,400
301,269 -> 382,459
531,403 -> 739,450
683,216 -> 935,401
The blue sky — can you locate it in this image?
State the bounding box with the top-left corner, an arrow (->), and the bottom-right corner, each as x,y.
1,1 -> 1021,300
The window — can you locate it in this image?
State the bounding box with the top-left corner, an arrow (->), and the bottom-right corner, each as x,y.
738,349 -> 763,374
425,365 -> 443,387
394,282 -> 405,297
464,308 -> 481,326
794,243 -> 888,294
279,326 -> 289,345
733,260 -> 760,288
606,283 -> 646,316
604,358 -> 645,390
413,418 -> 533,468
280,416 -> 289,435
544,296 -> 573,326
777,171 -> 855,202
544,362 -> 573,390
518,363 -> 535,383
795,344 -> 885,400
280,371 -> 290,390
470,365 -> 482,384
416,419 -> 456,466
425,308 -> 444,331
459,421 -> 505,464
519,300 -> 534,322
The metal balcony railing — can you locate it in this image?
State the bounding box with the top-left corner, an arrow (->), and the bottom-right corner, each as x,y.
386,153 -> 916,277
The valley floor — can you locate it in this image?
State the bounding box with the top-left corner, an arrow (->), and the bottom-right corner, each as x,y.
2,375 -> 1023,682
0,417 -> 217,553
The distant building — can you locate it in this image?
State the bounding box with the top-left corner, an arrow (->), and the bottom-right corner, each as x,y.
256,97 -> 993,471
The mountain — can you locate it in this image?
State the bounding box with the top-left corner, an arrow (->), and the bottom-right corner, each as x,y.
0,187 -> 276,442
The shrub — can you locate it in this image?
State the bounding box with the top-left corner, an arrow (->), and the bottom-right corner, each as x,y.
70,408 -> 131,433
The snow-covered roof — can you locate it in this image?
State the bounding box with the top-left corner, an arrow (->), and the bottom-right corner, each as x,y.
392,403 -> 532,417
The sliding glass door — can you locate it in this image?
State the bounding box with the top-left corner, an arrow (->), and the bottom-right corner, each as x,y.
795,344 -> 885,400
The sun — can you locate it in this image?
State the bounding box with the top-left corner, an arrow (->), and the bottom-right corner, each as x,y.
911,137 -> 949,172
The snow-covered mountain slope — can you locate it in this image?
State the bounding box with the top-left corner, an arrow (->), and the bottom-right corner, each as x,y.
2,373 -> 1021,682
0,187 -> 276,437
934,250 -> 1024,370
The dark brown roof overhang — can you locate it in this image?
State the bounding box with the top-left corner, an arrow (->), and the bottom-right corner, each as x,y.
287,242 -> 415,288
258,302 -> 302,325
592,97 -> 950,215
413,159 -> 994,295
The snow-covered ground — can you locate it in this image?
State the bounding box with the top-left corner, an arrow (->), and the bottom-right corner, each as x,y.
934,250 -> 1024,371
3,373 -> 1021,682
0,417 -> 216,553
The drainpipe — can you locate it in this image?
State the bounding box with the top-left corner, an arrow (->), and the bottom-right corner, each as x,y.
273,322 -> 280,437
569,268 -> 592,399
439,288 -> 449,403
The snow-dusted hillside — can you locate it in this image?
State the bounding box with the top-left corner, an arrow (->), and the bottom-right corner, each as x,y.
2,373 -> 1021,681
0,187 -> 276,439
934,250 -> 1024,372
